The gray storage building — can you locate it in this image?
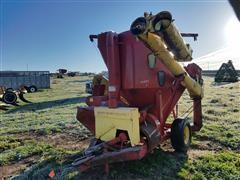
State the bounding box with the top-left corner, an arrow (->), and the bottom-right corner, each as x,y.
0,71 -> 50,90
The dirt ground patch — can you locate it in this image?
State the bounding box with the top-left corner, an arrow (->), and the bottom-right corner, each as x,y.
0,155 -> 39,179
0,132 -> 90,178
16,132 -> 90,151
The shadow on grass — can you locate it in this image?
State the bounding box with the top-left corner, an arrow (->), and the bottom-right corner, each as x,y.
105,149 -> 188,179
11,152 -> 82,180
7,96 -> 86,113
12,149 -> 188,180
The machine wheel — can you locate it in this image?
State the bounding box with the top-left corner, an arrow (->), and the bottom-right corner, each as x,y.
171,118 -> 191,152
28,86 -> 37,93
2,91 -> 17,104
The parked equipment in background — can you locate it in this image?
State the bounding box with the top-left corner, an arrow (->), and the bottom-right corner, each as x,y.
215,60 -> 239,82
0,86 -> 31,110
57,69 -> 67,78
67,72 -> 77,77
0,71 -> 50,93
74,11 -> 204,173
0,86 -> 17,105
85,80 -> 93,94
85,73 -> 109,94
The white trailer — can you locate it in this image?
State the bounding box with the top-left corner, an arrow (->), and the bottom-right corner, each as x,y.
0,71 -> 50,92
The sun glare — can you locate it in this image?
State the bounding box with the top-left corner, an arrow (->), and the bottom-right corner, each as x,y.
224,16 -> 240,50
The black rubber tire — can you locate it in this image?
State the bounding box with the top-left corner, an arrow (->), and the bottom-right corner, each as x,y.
171,118 -> 192,152
2,91 -> 17,104
28,86 -> 37,93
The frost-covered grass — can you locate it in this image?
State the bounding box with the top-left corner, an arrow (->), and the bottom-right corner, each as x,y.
0,76 -> 239,179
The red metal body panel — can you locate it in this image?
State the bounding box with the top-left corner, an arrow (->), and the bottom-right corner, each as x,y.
98,32 -> 121,108
119,31 -> 173,89
96,31 -> 187,123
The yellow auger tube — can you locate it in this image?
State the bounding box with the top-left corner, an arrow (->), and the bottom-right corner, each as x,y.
152,11 -> 193,62
138,32 -> 203,98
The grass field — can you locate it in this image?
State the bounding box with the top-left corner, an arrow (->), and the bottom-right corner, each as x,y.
0,76 -> 239,179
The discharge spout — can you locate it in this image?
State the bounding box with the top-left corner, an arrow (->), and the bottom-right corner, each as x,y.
130,11 -> 203,99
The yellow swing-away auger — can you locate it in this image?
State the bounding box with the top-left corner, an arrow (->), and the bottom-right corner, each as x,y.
130,11 -> 203,98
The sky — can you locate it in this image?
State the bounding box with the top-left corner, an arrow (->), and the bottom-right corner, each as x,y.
1,0 -> 239,72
